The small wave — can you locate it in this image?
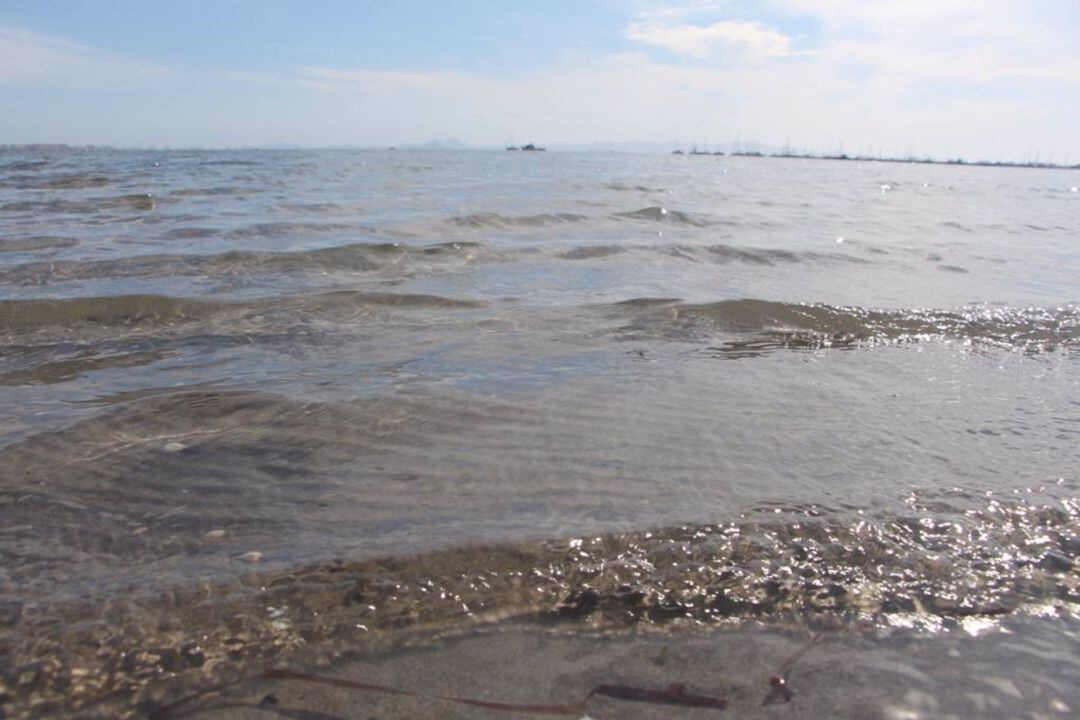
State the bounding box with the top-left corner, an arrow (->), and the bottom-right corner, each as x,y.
0,160 -> 49,172
0,193 -> 155,214
0,236 -> 79,252
702,244 -> 864,266
168,186 -> 260,197
558,245 -> 626,260
0,241 -> 487,285
615,206 -> 713,227
0,172 -> 111,190
0,295 -> 209,332
447,212 -> 588,229
0,349 -> 164,386
543,243 -> 867,266
938,264 -> 970,274
553,243 -> 863,267
199,159 -> 262,167
613,297 -> 681,308
0,290 -> 485,333
160,227 -> 219,239
421,240 -> 483,254
277,201 -> 363,215
604,182 -> 665,193
302,290 -> 485,310
224,221 -> 354,239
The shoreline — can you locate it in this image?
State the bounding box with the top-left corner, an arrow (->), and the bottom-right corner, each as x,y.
4,508 -> 1078,719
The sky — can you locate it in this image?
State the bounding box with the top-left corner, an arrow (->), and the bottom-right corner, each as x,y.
1,1 -> 1078,161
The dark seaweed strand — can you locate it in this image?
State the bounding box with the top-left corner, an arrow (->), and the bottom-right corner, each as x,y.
262,668 -> 414,696
151,667 -> 729,717
764,632 -> 825,705
146,680 -> 244,720
436,695 -> 586,716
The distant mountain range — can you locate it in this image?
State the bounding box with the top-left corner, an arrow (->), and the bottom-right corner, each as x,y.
396,138 -> 480,150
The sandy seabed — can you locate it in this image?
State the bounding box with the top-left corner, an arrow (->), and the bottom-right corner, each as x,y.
180,618 -> 1076,720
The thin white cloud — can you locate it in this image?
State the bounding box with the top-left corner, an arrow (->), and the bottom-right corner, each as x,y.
0,25 -> 170,88
300,67 -> 462,91
210,45 -> 1076,161
631,0 -> 738,22
624,19 -> 803,60
2,6 -> 1078,161
772,0 -> 1080,86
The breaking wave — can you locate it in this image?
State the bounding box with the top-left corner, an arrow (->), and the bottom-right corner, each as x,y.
606,298 -> 1080,354
615,206 -> 714,227
2,478 -> 1076,718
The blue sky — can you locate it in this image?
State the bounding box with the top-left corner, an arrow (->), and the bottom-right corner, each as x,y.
1,1 -> 1078,161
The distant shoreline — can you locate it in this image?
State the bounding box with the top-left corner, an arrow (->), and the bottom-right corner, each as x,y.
2,143 -> 1079,172
672,149 -> 1080,172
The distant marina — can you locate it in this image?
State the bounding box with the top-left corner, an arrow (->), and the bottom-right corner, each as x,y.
670,145 -> 1080,171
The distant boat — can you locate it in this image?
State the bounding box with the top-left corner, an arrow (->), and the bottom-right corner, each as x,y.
672,149 -> 723,156
521,143 -> 545,152
505,145 -> 520,151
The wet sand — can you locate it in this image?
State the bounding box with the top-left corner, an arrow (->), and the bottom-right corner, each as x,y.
173,618 -> 1077,720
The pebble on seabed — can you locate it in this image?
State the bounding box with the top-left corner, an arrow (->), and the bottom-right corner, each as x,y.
163,442 -> 186,452
205,529 -> 226,539
240,551 -> 263,563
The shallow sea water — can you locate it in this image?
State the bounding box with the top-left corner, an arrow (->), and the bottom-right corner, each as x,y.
0,148 -> 1078,718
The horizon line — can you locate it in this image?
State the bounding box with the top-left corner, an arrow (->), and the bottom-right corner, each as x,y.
3,142 -> 1079,172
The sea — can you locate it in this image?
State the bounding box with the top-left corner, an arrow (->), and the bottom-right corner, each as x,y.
0,147 -> 1078,718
